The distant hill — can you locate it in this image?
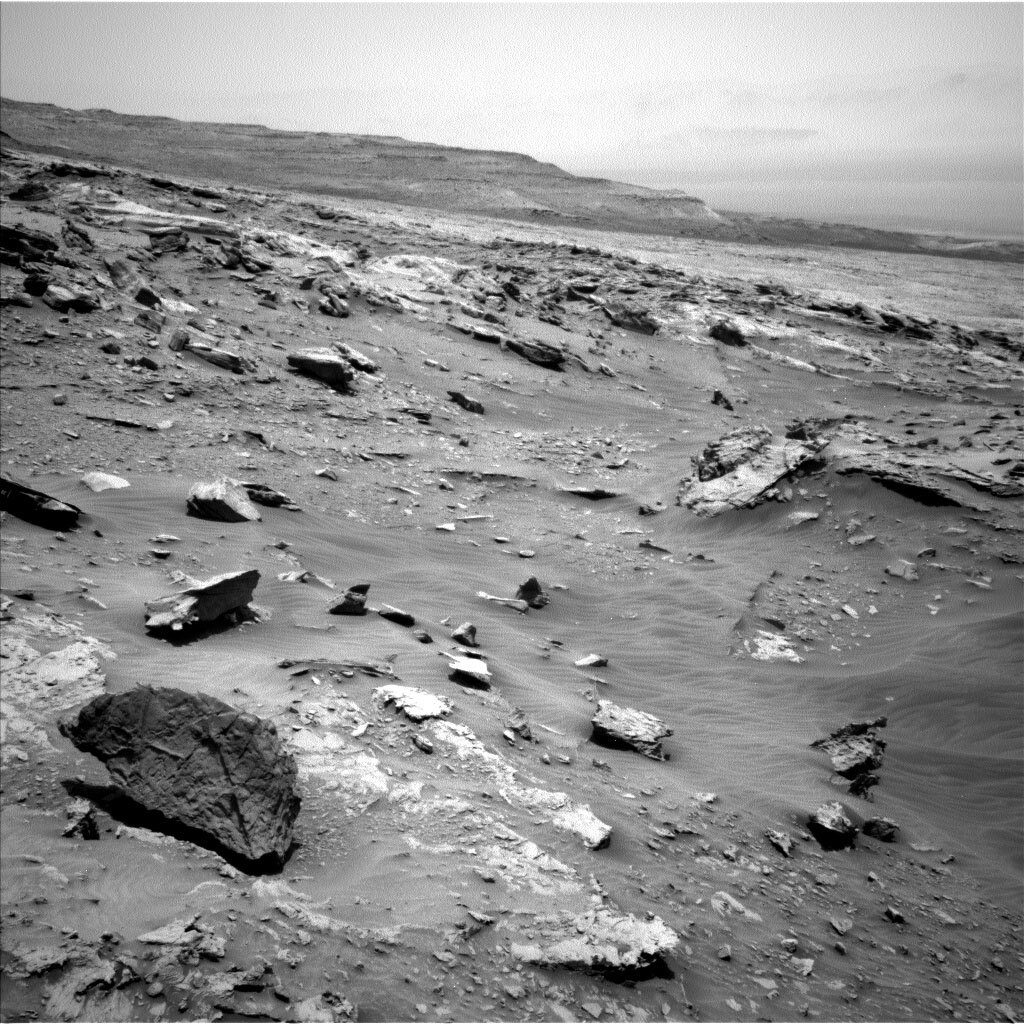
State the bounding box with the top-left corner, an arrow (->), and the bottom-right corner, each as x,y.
1,97 -> 1020,263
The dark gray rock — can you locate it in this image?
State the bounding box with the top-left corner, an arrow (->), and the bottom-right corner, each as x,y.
808,801 -> 858,850
378,604 -> 415,627
59,686 -> 300,870
503,337 -> 565,370
602,303 -> 659,335
812,717 -> 887,796
186,479 -> 262,523
327,583 -> 370,616
709,319 -> 746,346
144,569 -> 259,634
448,390 -> 484,414
0,475 -> 82,530
515,577 -> 548,609
862,817 -> 900,843
450,622 -> 478,646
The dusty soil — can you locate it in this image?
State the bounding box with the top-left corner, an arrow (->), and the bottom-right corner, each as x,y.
0,132 -> 1022,1024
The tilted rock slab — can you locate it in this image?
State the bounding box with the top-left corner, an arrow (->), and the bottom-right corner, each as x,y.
286,348 -> 355,392
591,699 -> 672,761
510,905 -> 678,976
144,569 -> 259,634
677,424 -> 828,516
186,479 -> 262,522
59,686 -> 300,870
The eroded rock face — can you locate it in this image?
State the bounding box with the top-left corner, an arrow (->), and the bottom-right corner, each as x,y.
59,686 -> 300,870
591,700 -> 672,760
677,425 -> 828,516
144,569 -> 259,634
510,905 -> 678,977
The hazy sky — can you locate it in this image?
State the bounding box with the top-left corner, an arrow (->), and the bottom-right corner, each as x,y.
1,2 -> 1022,236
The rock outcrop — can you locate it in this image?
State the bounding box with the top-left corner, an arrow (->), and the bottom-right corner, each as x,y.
677,424 -> 828,516
510,904 -> 678,977
286,348 -> 355,392
373,685 -> 452,722
812,717 -> 887,796
59,686 -> 300,870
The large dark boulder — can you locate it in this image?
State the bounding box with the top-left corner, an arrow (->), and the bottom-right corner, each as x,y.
59,686 -> 300,871
0,475 -> 82,530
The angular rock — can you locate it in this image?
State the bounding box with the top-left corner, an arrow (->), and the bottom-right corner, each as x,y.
187,342 -> 254,374
0,224 -> 59,264
808,801 -> 858,850
448,390 -> 484,414
503,336 -> 565,370
505,707 -> 533,741
0,475 -> 82,530
144,569 -> 259,634
591,700 -> 671,760
885,559 -> 920,581
515,577 -> 549,609
186,479 -> 262,523
450,622 -> 478,647
765,829 -> 794,857
58,686 -> 300,870
328,583 -> 370,616
709,319 -> 746,346
237,481 -> 299,510
286,348 -> 355,392
862,816 -> 900,843
62,798 -> 99,840
602,303 -> 659,335
447,652 -> 492,689
563,486 -> 619,501
81,471 -> 130,493
510,905 -> 678,977
378,604 -> 415,627
478,590 -> 530,613
373,685 -> 453,722
812,717 -> 887,794
677,424 -> 828,516
333,341 -> 377,373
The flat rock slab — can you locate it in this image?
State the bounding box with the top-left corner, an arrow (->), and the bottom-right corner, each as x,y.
373,685 -> 453,722
144,569 -> 259,634
510,905 -> 678,977
59,686 -> 300,870
447,653 -> 492,689
186,479 -> 262,522
0,475 -> 82,530
81,471 -> 130,492
678,425 -> 828,516
591,699 -> 671,760
286,348 -> 355,392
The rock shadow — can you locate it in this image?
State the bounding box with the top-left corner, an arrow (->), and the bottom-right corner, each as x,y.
61,778 -> 297,875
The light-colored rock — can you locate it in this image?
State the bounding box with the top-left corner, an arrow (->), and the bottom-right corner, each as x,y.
373,685 -> 453,722
591,699 -> 671,760
81,471 -> 130,492
144,569 -> 259,633
186,479 -> 262,522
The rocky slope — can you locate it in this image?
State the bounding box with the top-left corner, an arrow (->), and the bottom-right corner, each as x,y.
4,98 -> 1021,262
0,137 -> 1022,1024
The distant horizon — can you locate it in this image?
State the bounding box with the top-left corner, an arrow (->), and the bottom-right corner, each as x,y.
3,89 -> 1021,245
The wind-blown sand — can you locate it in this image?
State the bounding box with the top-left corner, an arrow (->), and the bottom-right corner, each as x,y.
1,132 -> 1021,1023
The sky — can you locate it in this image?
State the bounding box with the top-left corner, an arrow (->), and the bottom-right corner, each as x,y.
1,2 -> 1022,237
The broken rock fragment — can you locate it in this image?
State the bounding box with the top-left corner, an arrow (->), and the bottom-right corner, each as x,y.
144,569 -> 259,634
447,651 -> 492,689
510,904 -> 678,977
811,717 -> 887,795
81,471 -> 130,493
808,801 -> 858,850
515,576 -> 549,609
591,700 -> 671,760
373,685 -> 452,722
186,479 -> 262,522
328,583 -> 370,616
58,686 -> 300,870
0,475 -> 82,530
286,348 -> 355,392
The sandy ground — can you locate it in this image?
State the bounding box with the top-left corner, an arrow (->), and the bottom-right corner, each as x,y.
1,147 -> 1022,1023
